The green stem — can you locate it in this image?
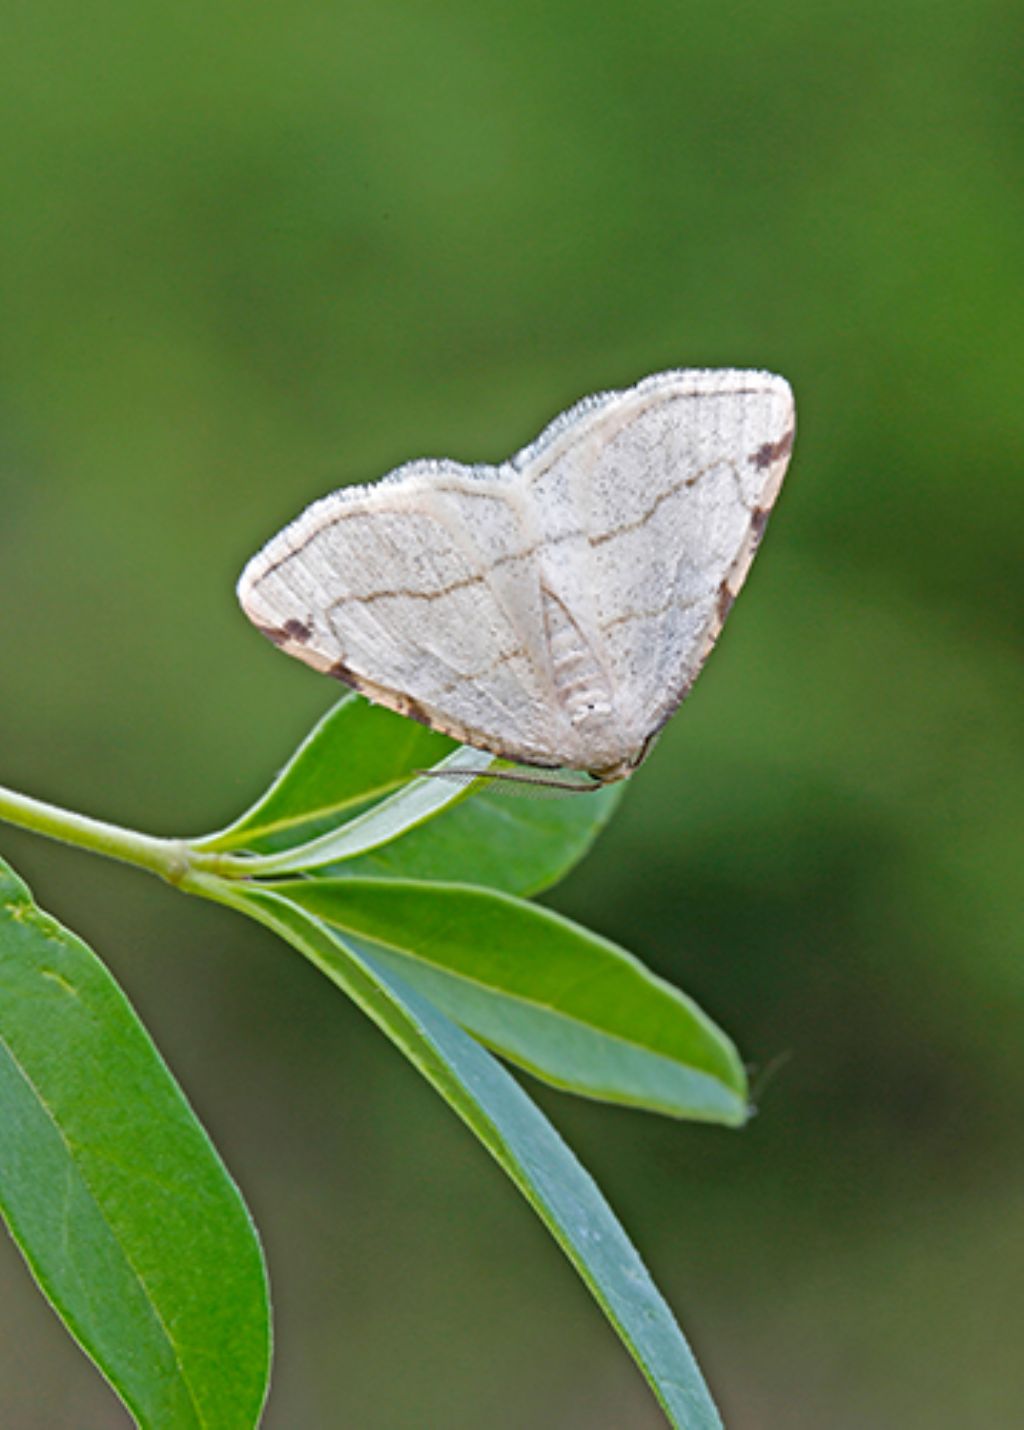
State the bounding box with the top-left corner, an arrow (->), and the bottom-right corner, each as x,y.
0,781 -> 194,884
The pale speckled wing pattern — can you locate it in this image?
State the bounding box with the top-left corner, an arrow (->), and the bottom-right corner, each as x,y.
237,368 -> 795,781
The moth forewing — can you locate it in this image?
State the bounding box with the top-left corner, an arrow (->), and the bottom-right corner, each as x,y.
238,368 -> 795,783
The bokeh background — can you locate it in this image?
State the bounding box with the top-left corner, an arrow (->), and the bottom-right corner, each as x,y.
1,1 -> 1022,1425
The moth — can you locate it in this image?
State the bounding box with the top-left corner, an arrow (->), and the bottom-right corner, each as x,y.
238,369 -> 795,786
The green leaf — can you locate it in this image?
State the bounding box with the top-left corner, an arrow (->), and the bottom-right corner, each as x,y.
199,694 -> 624,894
234,746 -> 495,876
336,778 -> 624,895
201,692 -> 623,892
265,877 -> 747,1124
196,693 -> 455,852
222,884 -> 722,1429
0,856 -> 270,1429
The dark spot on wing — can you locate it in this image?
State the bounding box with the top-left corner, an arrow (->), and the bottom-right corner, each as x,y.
256,623 -> 291,648
398,695 -> 434,728
750,505 -> 772,544
716,582 -> 736,625
282,617 -> 312,643
328,659 -> 363,691
749,428 -> 795,470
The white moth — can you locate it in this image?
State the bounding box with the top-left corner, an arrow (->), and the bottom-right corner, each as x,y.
238,368 -> 795,785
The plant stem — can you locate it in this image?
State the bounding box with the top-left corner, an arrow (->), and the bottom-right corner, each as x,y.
0,781 -> 193,884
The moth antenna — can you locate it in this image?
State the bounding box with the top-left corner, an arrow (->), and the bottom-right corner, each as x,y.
417,766 -> 603,796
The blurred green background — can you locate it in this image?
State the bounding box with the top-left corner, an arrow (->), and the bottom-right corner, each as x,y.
1,0 -> 1022,1425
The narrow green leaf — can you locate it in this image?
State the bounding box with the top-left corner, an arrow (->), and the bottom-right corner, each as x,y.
0,856 -> 270,1429
223,884 -> 722,1429
235,746 -> 494,876
265,877 -> 747,1124
199,695 -> 623,894
196,693 -> 454,852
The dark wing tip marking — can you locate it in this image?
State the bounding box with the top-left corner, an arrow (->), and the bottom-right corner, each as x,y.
749,427 -> 795,471
397,694 -> 434,728
328,658 -> 364,692
254,617 -> 313,648
750,504 -> 772,545
716,583 -> 737,625
255,623 -> 291,648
